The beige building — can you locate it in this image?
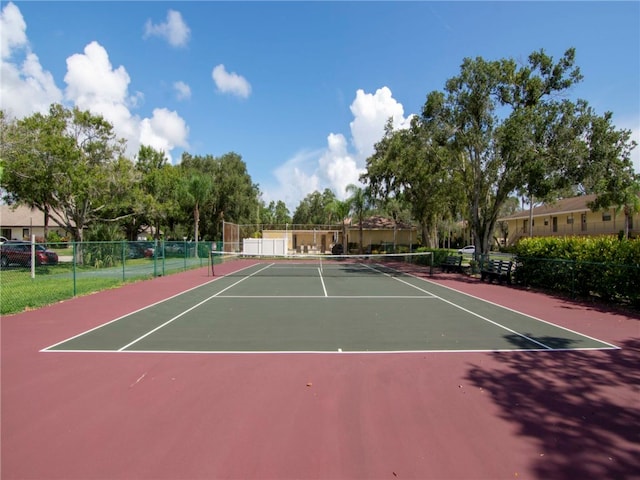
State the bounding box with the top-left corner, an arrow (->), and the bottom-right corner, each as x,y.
262,215 -> 417,254
263,228 -> 339,254
0,205 -> 68,241
498,194 -> 639,245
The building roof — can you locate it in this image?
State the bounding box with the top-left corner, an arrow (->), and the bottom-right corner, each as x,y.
499,194 -> 601,221
0,204 -> 46,227
351,215 -> 415,230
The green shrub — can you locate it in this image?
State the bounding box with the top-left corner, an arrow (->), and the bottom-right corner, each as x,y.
513,236 -> 640,305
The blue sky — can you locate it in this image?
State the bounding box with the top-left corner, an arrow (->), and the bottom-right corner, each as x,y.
2,1 -> 639,212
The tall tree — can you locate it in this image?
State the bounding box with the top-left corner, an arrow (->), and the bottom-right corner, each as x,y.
499,98 -> 591,237
1,105 -> 128,245
184,173 -> 213,249
52,107 -> 127,243
423,48 -> 584,254
292,189 -> 336,226
132,146 -> 182,240
260,200 -> 291,229
364,116 -> 459,247
583,112 -> 639,238
328,198 -> 352,253
346,184 -> 369,253
0,105 -> 70,239
180,151 -> 260,240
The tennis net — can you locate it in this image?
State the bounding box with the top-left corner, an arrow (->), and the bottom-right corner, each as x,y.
209,251 -> 433,277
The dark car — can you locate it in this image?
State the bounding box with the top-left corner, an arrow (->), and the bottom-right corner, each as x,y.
0,241 -> 59,267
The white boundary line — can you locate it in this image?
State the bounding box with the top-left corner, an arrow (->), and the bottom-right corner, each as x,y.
43,346 -> 618,354
214,295 -> 436,299
318,267 -> 328,297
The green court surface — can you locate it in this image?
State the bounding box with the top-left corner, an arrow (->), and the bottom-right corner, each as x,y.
43,261 -> 616,353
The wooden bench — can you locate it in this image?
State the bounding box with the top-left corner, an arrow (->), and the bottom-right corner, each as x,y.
480,259 -> 513,284
440,255 -> 463,273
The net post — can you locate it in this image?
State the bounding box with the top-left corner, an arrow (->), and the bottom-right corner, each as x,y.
209,244 -> 216,276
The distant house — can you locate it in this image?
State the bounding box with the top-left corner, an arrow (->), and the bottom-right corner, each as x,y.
0,205 -> 69,241
498,194 -> 640,245
349,215 -> 417,252
262,226 -> 339,254
261,215 -> 417,254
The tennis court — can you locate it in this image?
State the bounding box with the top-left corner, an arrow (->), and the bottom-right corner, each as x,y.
3,253 -> 639,480
42,253 -> 616,354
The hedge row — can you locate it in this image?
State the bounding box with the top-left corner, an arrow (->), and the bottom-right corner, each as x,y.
512,236 -> 640,306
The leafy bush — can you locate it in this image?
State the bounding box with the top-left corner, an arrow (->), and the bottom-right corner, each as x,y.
513,236 -> 640,305
81,224 -> 126,267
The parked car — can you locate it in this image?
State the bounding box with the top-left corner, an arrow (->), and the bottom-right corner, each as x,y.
0,236 -> 8,244
457,245 -> 476,254
0,241 -> 59,267
144,245 -> 165,258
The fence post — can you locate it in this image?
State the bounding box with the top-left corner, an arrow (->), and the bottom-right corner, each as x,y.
122,240 -> 126,281
30,234 -> 35,279
183,238 -> 187,270
72,241 -> 77,297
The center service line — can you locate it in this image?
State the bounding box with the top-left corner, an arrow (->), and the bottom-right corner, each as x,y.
318,267 -> 328,297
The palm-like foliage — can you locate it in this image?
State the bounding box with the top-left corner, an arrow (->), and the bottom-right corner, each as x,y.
346,184 -> 369,253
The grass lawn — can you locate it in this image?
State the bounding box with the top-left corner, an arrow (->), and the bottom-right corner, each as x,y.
0,263 -> 152,315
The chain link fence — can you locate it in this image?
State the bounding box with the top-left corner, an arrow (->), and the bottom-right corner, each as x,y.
511,256 -> 640,306
3,240 -> 638,314
1,240 -> 214,315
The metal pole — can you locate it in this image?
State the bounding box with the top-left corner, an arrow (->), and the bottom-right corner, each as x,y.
31,234 -> 35,279
72,241 -> 77,296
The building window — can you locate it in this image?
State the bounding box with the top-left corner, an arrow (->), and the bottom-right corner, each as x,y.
567,217 -> 573,224
602,211 -> 612,221
581,213 -> 587,232
22,228 -> 30,239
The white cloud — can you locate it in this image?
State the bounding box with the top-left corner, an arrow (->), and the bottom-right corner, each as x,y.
265,149 -> 323,210
318,133 -> 361,197
1,52 -> 63,117
264,87 -> 413,211
140,108 -> 190,159
212,64 -> 251,98
349,87 -> 413,158
65,41 -> 131,106
174,81 -> 191,100
63,41 -> 189,161
0,2 -> 190,164
144,10 -> 190,48
0,1 -> 27,60
0,2 -> 62,117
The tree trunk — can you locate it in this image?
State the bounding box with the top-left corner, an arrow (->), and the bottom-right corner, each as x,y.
528,194 -> 534,238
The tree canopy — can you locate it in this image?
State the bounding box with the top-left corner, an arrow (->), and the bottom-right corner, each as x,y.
362,47 -> 637,252
1,47 -> 636,250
